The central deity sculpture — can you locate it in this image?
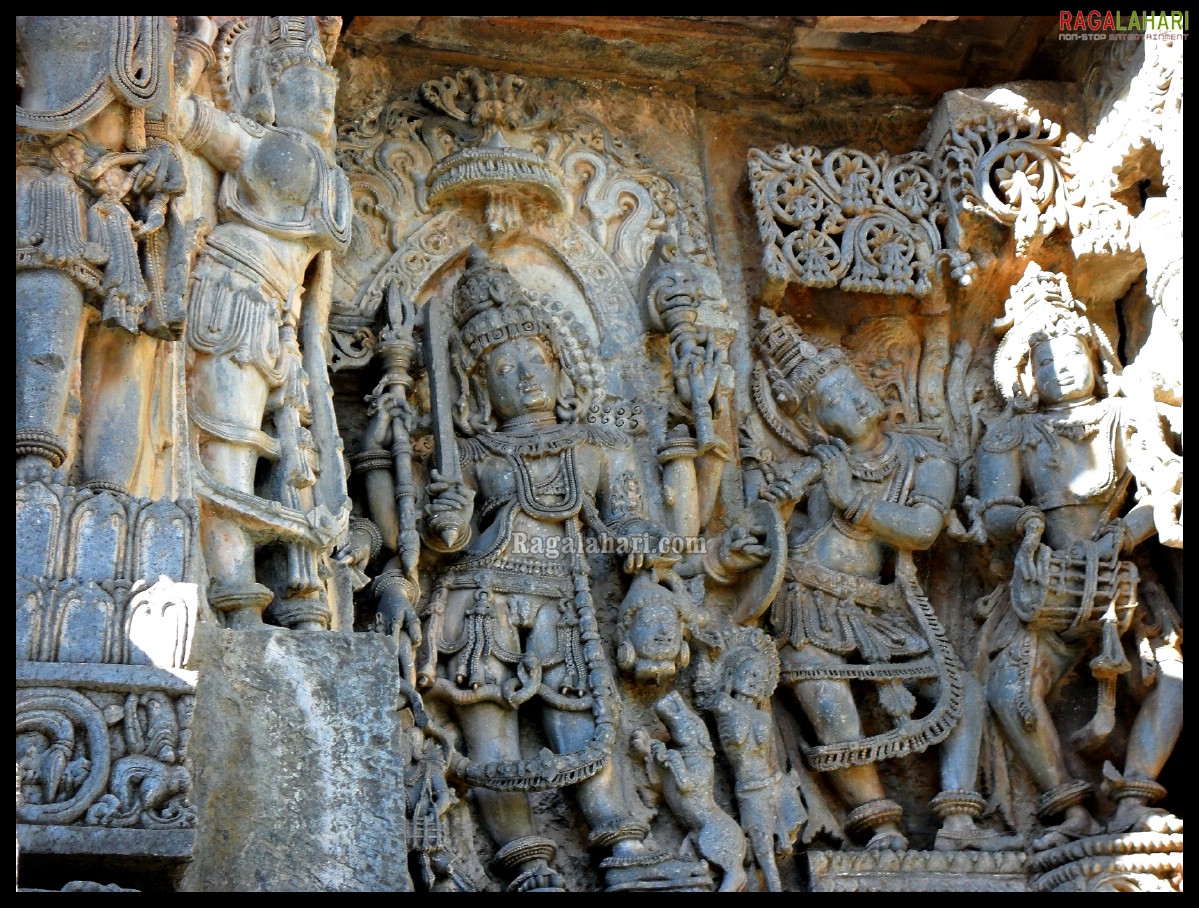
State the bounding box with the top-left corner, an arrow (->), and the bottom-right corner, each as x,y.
415,248 -> 709,892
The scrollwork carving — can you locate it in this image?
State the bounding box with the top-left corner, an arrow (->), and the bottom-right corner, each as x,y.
934,111 -> 1070,258
748,144 -> 947,302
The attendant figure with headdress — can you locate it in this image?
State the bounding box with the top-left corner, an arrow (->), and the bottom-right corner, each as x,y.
976,264 -> 1183,850
749,309 -> 1023,853
174,16 -> 351,630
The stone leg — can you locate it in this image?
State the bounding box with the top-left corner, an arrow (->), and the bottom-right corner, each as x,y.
79,324 -> 159,495
456,702 -> 562,892
922,672 -> 1023,851
190,353 -> 272,627
987,638 -> 1099,849
783,645 -> 905,850
1109,641 -> 1183,834
16,270 -> 85,471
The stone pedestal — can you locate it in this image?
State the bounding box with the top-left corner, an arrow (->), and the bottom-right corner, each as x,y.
178,625 -> 411,892
805,849 -> 1030,892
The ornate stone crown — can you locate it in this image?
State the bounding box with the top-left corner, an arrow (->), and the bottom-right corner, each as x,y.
692,625 -> 780,710
447,247 -> 605,429
753,308 -> 848,411
751,307 -> 853,451
452,246 -> 561,374
992,264 -> 1117,402
265,16 -> 336,78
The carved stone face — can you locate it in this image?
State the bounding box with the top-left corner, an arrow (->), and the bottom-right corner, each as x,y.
811,365 -> 883,445
650,262 -> 699,322
273,64 -> 337,140
728,651 -> 772,701
95,165 -> 133,199
484,335 -> 558,423
620,597 -> 687,685
1030,335 -> 1096,406
628,601 -> 683,662
50,142 -> 87,176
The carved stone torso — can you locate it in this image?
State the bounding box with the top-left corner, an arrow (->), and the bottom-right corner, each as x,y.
1020,400 -> 1127,549
215,126 -> 351,273
15,16 -> 157,144
796,432 -> 954,580
427,424 -> 637,701
17,17 -> 111,121
453,424 -> 635,565
774,432 -> 956,672
714,697 -> 781,793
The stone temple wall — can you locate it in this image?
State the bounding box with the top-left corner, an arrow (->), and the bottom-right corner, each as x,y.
16,15 -> 1183,892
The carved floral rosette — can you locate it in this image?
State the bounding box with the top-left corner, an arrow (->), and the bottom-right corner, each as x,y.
927,93 -> 1141,268
933,110 -> 1072,258
748,144 -> 946,303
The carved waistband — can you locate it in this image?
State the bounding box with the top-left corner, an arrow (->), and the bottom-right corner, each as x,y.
787,557 -> 893,609
442,565 -> 572,600
203,235 -> 290,303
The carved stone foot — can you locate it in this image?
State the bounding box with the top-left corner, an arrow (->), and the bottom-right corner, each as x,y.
934,825 -> 1025,852
931,792 -> 1024,851
600,851 -> 714,892
864,828 -> 909,851
1106,778 -> 1182,835
494,836 -> 564,893
209,581 -> 274,628
847,799 -> 907,851
507,860 -> 565,893
1032,809 -> 1102,852
1107,803 -> 1184,836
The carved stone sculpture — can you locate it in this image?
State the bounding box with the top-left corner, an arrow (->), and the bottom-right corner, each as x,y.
414,248 -> 708,892
16,16 -> 186,494
403,725 -> 475,892
749,310 -> 1022,853
633,692 -> 747,891
16,23 -> 203,868
175,16 -> 351,629
13,15 -> 1185,896
339,282 -> 425,689
692,626 -> 806,891
976,265 -> 1183,851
